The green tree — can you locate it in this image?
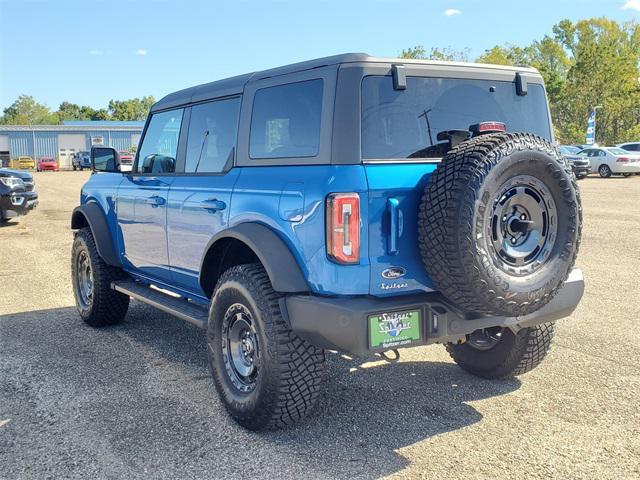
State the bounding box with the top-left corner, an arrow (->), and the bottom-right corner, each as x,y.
552,18 -> 640,144
57,101 -> 85,121
1,95 -> 60,125
108,96 -> 155,121
400,45 -> 470,62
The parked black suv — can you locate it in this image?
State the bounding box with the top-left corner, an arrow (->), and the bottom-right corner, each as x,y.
0,169 -> 38,222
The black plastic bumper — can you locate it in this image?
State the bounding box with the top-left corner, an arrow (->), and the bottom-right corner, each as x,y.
572,165 -> 590,177
284,269 -> 584,355
0,191 -> 38,218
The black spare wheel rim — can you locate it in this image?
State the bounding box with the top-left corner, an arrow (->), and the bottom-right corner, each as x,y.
418,132 -> 582,317
486,175 -> 557,276
75,249 -> 93,310
222,303 -> 259,393
466,327 -> 505,351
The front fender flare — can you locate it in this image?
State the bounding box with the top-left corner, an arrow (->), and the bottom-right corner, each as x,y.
200,223 -> 309,294
71,203 -> 121,267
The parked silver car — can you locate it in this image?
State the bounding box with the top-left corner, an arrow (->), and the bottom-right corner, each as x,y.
579,146 -> 640,178
617,142 -> 640,153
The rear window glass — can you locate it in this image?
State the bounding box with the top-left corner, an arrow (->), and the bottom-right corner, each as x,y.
249,79 -> 323,159
361,76 -> 552,160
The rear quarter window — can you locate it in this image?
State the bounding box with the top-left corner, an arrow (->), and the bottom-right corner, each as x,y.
361,76 -> 552,160
249,79 -> 323,159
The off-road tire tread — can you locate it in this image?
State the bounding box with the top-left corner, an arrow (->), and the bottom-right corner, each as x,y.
418,132 -> 582,316
72,227 -> 129,327
446,322 -> 555,379
209,264 -> 325,430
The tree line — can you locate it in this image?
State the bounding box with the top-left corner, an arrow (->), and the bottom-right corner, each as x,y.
0,95 -> 156,125
400,18 -> 640,145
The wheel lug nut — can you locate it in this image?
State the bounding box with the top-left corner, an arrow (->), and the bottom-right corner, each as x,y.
511,238 -> 516,244
520,214 -> 526,220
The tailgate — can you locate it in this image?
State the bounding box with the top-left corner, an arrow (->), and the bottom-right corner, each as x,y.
364,162 -> 438,297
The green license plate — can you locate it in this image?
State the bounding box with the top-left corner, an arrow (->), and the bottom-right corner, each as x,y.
368,309 -> 422,349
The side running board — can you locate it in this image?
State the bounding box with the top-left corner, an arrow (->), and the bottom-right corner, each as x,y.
111,280 -> 209,329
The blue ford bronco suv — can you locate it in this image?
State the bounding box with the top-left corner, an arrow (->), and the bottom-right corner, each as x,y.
71,54 -> 584,430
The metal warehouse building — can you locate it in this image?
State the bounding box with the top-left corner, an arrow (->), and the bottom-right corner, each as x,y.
0,121 -> 144,169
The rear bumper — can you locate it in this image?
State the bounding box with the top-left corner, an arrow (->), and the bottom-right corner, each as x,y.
284,269 -> 584,355
616,164 -> 640,173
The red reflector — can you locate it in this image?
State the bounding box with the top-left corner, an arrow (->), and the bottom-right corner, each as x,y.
326,193 -> 360,264
478,121 -> 507,132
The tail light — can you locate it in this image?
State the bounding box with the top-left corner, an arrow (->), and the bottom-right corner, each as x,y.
617,157 -> 629,163
470,122 -> 507,136
326,193 -> 360,264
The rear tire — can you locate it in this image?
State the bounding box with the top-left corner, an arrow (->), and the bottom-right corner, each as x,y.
71,227 -> 129,327
446,323 -> 555,379
599,164 -> 612,178
622,173 -> 631,177
207,263 -> 325,430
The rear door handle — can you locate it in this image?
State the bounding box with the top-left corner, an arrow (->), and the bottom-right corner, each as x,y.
200,198 -> 226,213
145,195 -> 166,207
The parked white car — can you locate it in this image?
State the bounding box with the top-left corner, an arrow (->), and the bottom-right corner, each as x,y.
617,142 -> 640,153
578,147 -> 640,178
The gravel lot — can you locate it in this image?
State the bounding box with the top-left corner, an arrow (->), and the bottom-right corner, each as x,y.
1,171 -> 639,479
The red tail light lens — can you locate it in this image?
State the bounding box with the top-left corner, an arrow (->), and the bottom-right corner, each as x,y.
326,193 -> 360,264
617,157 -> 629,163
478,121 -> 507,132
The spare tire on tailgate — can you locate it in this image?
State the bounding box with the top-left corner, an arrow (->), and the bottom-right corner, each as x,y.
418,132 -> 582,317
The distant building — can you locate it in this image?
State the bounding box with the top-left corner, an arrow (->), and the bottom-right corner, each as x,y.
0,120 -> 145,169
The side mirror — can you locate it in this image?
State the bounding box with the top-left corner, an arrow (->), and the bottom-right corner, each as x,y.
91,147 -> 121,173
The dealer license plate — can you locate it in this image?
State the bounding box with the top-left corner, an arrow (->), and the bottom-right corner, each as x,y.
368,309 -> 422,349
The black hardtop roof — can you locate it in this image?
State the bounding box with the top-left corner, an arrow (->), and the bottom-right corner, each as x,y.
151,52 -> 539,112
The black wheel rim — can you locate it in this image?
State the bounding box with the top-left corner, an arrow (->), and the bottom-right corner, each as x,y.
467,327 -> 504,351
221,303 -> 259,393
486,175 -> 557,276
75,250 -> 93,309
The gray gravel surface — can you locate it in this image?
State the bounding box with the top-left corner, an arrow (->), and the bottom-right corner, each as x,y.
1,172 -> 639,479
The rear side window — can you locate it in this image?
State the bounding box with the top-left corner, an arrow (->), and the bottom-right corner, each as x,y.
137,109 -> 183,174
185,98 -> 241,173
361,76 -> 552,160
249,79 -> 323,159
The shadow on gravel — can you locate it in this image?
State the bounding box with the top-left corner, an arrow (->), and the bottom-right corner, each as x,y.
1,302 -> 521,479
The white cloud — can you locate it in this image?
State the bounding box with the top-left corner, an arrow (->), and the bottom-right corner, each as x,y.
623,0 -> 640,10
444,8 -> 461,16
89,49 -> 104,56
135,49 -> 148,56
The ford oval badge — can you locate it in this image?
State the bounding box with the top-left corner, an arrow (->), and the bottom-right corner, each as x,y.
381,267 -> 406,279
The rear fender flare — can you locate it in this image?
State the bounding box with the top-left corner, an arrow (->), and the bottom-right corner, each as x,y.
199,223 -> 309,294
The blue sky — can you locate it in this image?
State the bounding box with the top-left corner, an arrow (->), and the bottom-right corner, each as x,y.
0,0 -> 638,111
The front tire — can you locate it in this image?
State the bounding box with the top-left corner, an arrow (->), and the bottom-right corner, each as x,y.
446,323 -> 555,379
71,227 -> 129,327
207,264 -> 325,430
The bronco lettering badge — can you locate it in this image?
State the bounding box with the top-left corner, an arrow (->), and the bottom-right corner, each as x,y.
368,310 -> 422,349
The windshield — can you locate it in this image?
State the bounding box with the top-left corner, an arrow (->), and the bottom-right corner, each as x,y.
560,146 -> 581,155
361,76 -> 552,160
